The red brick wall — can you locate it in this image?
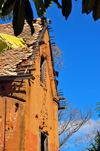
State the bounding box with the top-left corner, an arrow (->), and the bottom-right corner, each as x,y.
0,29 -> 59,151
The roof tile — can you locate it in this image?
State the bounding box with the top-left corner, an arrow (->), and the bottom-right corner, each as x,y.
0,18 -> 42,76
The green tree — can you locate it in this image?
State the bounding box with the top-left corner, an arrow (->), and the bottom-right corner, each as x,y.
0,0 -> 100,36
96,102 -> 100,117
87,131 -> 100,151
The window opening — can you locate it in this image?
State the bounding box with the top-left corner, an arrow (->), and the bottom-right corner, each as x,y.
40,56 -> 46,84
40,131 -> 48,151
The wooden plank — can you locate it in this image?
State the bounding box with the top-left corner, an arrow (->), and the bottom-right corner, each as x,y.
58,94 -> 64,96
58,107 -> 67,110
59,97 -> 65,100
49,36 -> 54,38
0,74 -> 33,81
51,42 -> 55,44
54,70 -> 59,77
16,67 -> 36,72
28,67 -> 36,71
21,64 -> 35,67
50,39 -> 55,40
48,27 -> 52,29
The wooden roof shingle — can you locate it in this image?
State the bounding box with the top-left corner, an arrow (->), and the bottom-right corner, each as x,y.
0,18 -> 42,76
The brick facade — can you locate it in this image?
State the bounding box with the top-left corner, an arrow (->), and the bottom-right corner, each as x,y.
0,21 -> 59,151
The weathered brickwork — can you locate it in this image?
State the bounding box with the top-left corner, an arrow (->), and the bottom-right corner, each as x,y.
25,129 -> 38,151
0,20 -> 59,151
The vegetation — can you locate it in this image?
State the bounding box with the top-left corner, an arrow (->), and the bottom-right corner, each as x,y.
58,99 -> 100,150
51,44 -> 65,70
0,0 -> 100,36
96,102 -> 100,117
87,131 -> 100,151
58,99 -> 95,149
0,33 -> 25,52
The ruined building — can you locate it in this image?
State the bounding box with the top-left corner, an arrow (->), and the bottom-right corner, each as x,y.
0,19 -> 60,151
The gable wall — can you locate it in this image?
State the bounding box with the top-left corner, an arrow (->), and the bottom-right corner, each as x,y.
25,29 -> 59,151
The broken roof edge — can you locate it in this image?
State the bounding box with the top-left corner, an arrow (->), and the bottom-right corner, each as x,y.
0,22 -> 12,27
0,74 -> 34,81
24,19 -> 50,74
0,19 -> 51,78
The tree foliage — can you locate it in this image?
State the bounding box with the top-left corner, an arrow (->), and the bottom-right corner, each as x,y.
87,131 -> 100,151
58,99 -> 100,150
58,99 -> 94,149
0,0 -> 100,36
0,33 -> 25,52
51,44 -> 65,70
96,102 -> 100,117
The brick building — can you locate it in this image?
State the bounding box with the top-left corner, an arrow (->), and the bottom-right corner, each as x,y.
0,19 -> 59,151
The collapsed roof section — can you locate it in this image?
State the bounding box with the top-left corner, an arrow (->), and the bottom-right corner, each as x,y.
0,19 -> 42,44
0,19 -> 50,78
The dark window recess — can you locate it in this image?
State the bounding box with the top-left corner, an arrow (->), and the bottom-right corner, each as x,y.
40,56 -> 46,84
1,85 -> 5,91
15,103 -> 19,113
40,131 -> 48,151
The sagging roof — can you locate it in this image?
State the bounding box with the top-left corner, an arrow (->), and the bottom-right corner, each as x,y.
0,18 -> 43,77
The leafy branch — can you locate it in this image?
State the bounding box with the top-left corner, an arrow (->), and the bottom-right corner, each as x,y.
0,0 -> 100,36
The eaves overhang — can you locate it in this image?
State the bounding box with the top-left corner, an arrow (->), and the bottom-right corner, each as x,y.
0,74 -> 34,81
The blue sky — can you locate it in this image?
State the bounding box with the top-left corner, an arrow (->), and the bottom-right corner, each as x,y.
45,0 -> 100,150
45,0 -> 100,111
45,1 -> 100,110
0,0 -> 100,150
